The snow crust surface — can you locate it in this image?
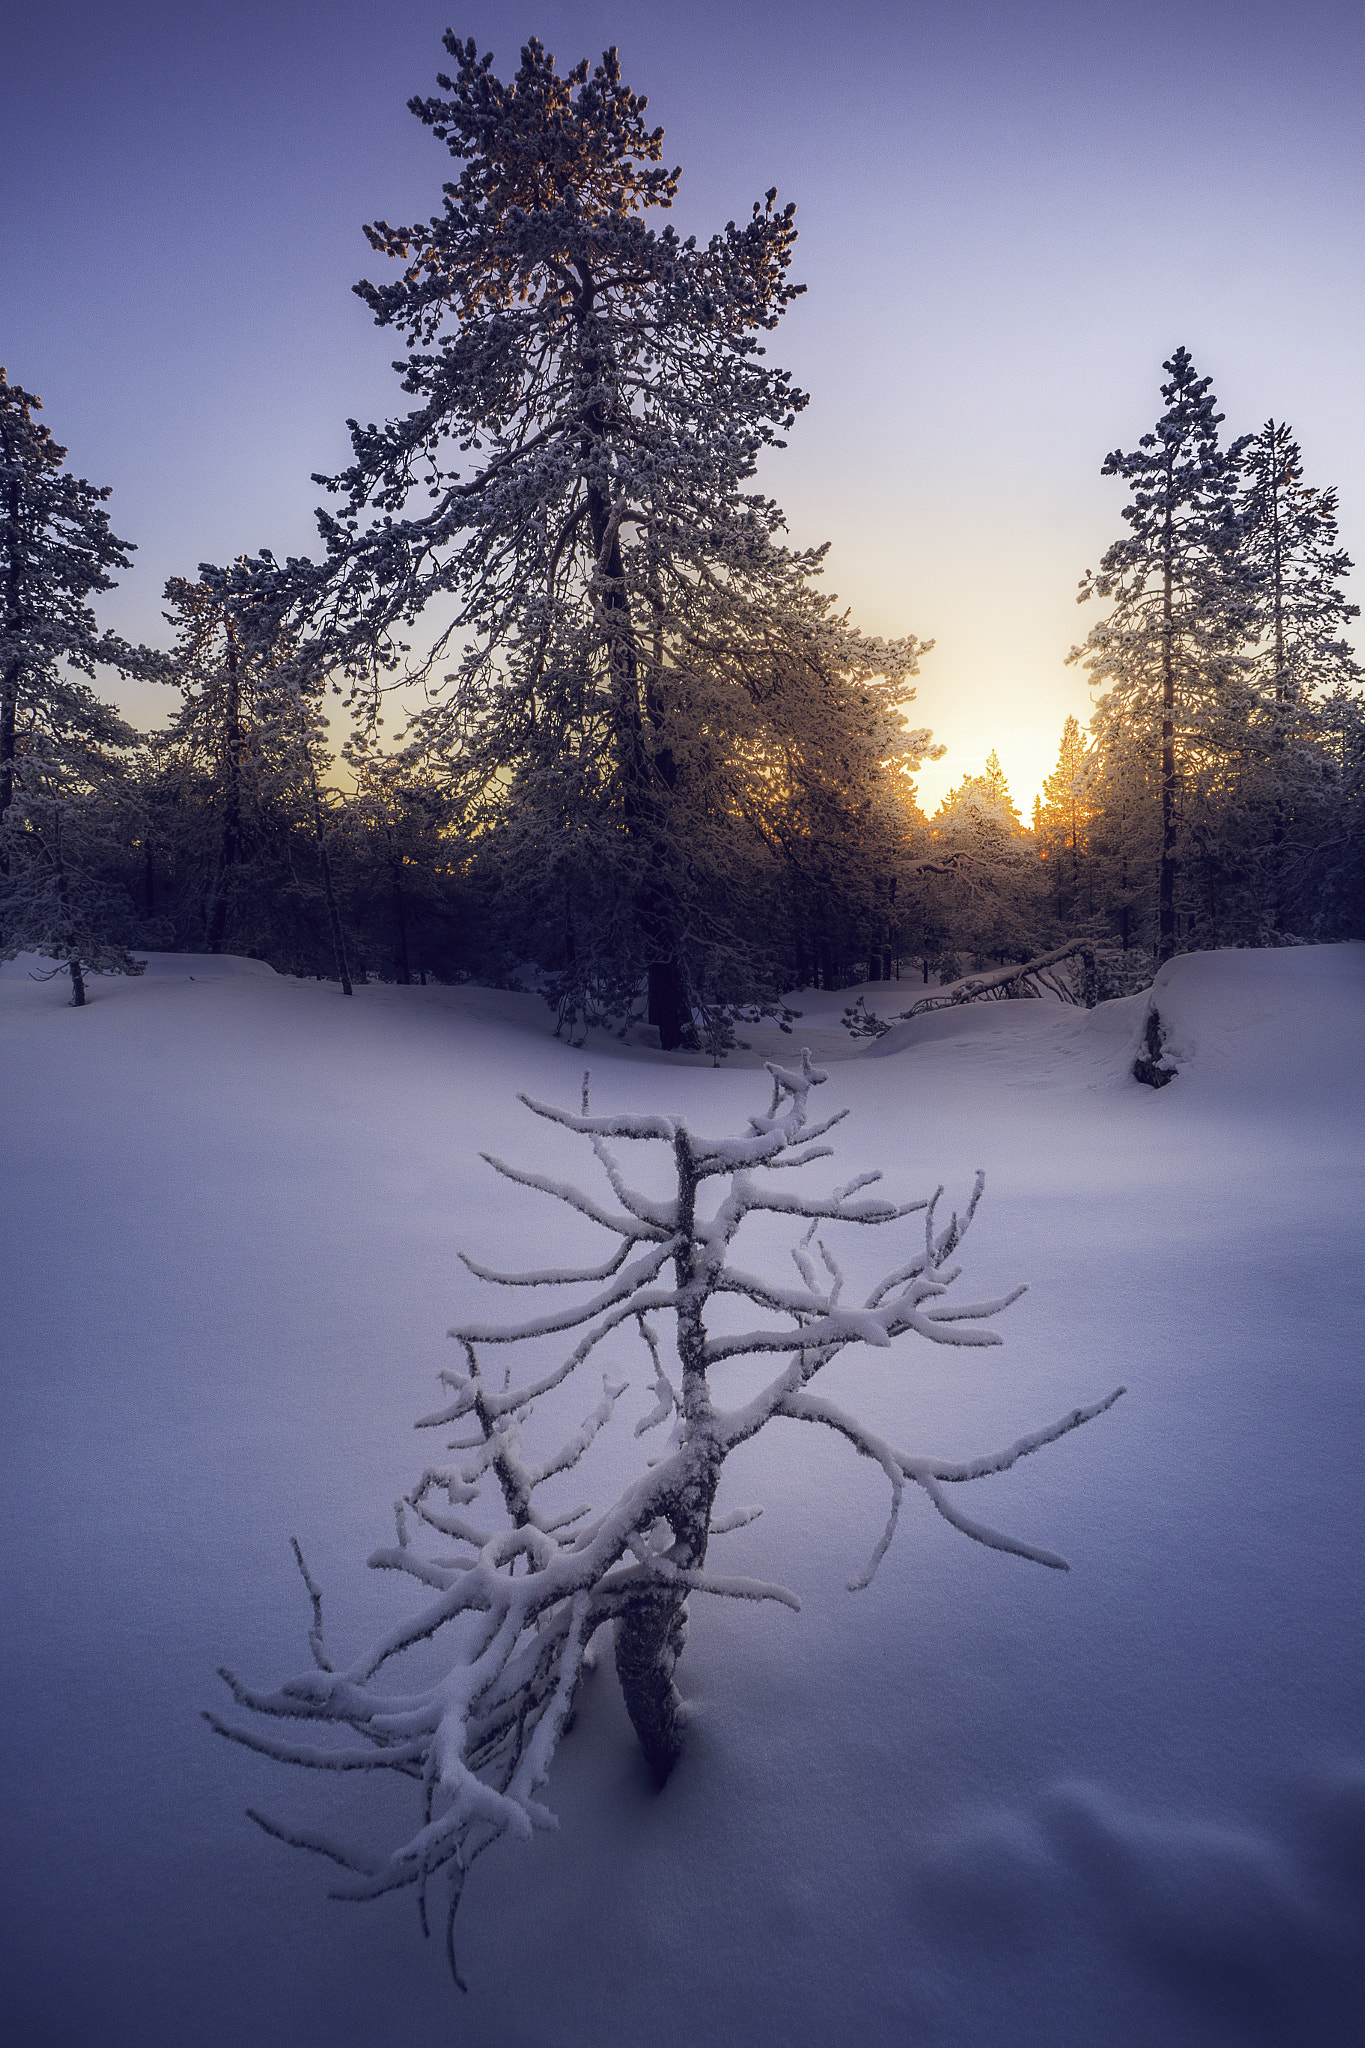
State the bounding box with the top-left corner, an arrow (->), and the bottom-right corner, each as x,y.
2,945 -> 1363,2046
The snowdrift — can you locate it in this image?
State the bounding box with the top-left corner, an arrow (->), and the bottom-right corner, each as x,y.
2,944 -> 1362,2047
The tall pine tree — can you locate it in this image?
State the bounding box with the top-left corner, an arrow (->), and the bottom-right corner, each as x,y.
1237,420 -> 1359,718
1071,348 -> 1248,962
1232,420 -> 1361,935
219,36 -> 925,1044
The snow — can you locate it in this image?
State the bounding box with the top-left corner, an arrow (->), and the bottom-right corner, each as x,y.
2,944 -> 1363,2046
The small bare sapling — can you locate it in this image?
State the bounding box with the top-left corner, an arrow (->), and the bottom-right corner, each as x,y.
209,1054 -> 1122,1983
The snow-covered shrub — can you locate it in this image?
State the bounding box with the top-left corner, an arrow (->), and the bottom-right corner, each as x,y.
210,1055 -> 1122,1982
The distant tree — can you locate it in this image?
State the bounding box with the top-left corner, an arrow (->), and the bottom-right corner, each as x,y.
1083,713 -> 1160,953
944,749 -> 1025,833
288,703 -> 356,995
918,751 -> 1043,967
339,726 -> 473,984
157,569 -> 357,987
706,620 -> 940,991
1071,348 -> 1248,963
157,574 -> 263,954
1034,717 -> 1095,922
1315,683 -> 1365,931
218,36 -> 926,1044
211,1058 -> 1121,1983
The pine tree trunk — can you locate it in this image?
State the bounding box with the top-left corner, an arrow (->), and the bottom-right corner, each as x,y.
563,888 -> 577,971
647,958 -> 688,1048
67,958 -> 86,1006
1268,421 -> 1286,708
582,336 -> 687,1047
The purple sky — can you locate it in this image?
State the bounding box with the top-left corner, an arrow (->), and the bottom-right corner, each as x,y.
5,0 -> 1362,810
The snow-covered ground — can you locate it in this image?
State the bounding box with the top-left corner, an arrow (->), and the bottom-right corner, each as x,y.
2,944 -> 1362,2047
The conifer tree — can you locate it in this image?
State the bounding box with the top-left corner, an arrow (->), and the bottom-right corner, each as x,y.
1035,716 -> 1094,921
0,682 -> 146,1002
1083,714 -> 1159,954
157,574 -> 261,954
943,749 -> 1025,832
1071,348 -> 1248,963
340,727 -> 470,985
0,369 -> 142,866
1237,420 -> 1359,718
220,36 -> 926,1043
156,569 -> 358,984
918,753 -> 1043,969
1231,421 -> 1362,936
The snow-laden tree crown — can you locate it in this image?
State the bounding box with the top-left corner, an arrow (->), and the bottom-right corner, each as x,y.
208,35 -> 934,1043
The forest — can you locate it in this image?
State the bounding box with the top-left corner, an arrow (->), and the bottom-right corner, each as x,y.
3,37 -> 1362,1036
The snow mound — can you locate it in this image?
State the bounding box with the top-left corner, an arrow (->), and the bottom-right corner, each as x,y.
1143,942 -> 1365,1104
136,951 -> 281,979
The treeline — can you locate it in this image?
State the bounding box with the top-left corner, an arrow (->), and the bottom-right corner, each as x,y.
3,349 -> 1361,1026
3,40 -> 1361,1027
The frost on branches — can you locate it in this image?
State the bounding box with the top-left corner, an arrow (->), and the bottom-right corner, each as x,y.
210,1056 -> 1123,1984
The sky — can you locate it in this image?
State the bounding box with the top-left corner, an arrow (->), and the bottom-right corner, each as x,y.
4,0 -> 1363,813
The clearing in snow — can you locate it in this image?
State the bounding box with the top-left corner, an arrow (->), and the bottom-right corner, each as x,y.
1,943 -> 1362,2047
